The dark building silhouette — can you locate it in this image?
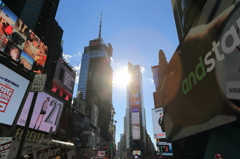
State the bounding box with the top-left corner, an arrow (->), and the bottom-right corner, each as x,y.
77,15 -> 113,142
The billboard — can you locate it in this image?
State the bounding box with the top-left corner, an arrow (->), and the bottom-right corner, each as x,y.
17,92 -> 63,133
133,150 -> 141,155
152,108 -> 166,139
52,58 -> 76,99
132,124 -> 140,140
57,105 -> 70,135
157,142 -> 173,156
0,64 -> 29,125
97,151 -> 105,157
132,107 -> 140,124
82,131 -> 96,148
128,63 -> 141,107
91,103 -> 99,127
161,0 -> 240,142
73,98 -> 86,113
0,2 -> 48,73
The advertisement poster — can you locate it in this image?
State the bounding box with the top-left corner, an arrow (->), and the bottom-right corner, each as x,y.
52,58 -> 76,98
161,0 -> 239,142
97,151 -> 105,157
17,92 -> 63,133
157,142 -> 173,156
133,150 -> 141,155
0,2 -> 48,73
0,64 -> 29,125
129,81 -> 140,107
128,63 -> 141,107
82,131 -> 95,148
152,108 -> 166,139
0,137 -> 13,159
91,103 -> 99,127
132,111 -> 140,125
132,124 -> 141,140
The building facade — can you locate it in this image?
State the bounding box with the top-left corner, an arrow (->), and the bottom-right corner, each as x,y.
160,0 -> 240,158
77,32 -> 113,142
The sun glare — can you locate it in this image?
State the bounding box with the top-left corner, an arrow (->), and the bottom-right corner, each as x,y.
113,69 -> 131,87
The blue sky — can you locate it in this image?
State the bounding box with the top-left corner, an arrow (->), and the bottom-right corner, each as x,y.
56,0 -> 179,145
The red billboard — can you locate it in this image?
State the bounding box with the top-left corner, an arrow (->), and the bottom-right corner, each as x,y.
161,1 -> 240,141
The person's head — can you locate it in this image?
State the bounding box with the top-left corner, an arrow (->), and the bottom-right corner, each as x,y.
23,154 -> 29,158
32,37 -> 40,47
47,97 -> 50,101
214,153 -> 223,159
160,113 -> 163,117
56,156 -> 61,159
9,44 -> 20,60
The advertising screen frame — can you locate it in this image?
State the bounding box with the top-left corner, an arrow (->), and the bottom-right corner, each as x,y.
52,58 -> 76,98
17,91 -> 64,133
0,2 -> 48,74
0,64 -> 29,125
152,108 -> 166,139
161,0 -> 240,142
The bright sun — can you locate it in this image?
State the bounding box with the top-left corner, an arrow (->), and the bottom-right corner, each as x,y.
113,69 -> 131,87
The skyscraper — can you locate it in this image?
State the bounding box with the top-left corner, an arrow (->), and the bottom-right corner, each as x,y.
127,62 -> 146,156
77,15 -> 113,141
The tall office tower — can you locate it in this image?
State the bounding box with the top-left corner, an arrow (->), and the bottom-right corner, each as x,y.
127,62 -> 146,157
171,0 -> 207,42
77,16 -> 113,141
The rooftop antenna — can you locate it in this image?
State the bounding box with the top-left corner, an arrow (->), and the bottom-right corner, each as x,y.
98,11 -> 102,39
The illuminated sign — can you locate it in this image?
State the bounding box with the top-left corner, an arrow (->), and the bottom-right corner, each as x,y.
152,108 -> 166,139
17,92 -> 63,133
52,58 -> 76,99
0,64 -> 29,125
14,127 -> 45,142
161,1 -> 240,141
0,2 -> 48,74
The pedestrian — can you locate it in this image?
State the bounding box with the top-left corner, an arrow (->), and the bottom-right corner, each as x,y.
23,155 -> 29,159
56,156 -> 61,159
214,153 -> 224,159
159,155 -> 164,159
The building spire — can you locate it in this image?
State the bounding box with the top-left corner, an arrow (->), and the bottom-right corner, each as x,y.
98,11 -> 102,39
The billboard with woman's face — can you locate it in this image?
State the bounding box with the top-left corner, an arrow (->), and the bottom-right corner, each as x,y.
162,0 -> 240,142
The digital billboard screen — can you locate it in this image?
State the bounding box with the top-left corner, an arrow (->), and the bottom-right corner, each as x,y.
132,124 -> 140,140
152,108 -> 166,139
132,107 -> 140,124
157,142 -> 173,156
0,2 -> 48,73
0,64 -> 29,125
91,103 -> 99,127
133,150 -> 141,155
52,58 -> 76,98
17,92 -> 63,133
161,1 -> 240,141
128,63 -> 141,107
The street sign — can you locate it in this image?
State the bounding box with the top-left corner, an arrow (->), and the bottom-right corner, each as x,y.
30,74 -> 47,92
